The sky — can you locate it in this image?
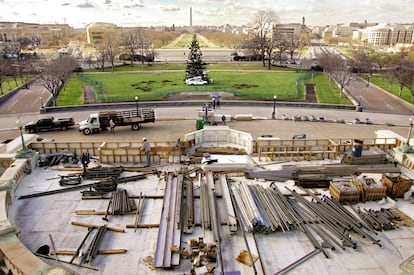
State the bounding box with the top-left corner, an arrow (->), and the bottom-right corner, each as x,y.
0,0 -> 413,28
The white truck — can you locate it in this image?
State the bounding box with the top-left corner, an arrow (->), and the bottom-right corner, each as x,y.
79,109 -> 155,135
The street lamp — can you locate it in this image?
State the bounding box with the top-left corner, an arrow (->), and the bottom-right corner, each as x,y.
272,95 -> 277,119
405,117 -> 414,148
135,96 -> 139,114
15,116 -> 35,158
397,117 -> 414,154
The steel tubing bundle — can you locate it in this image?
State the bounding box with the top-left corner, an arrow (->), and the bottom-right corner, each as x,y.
230,185 -> 252,232
110,189 -> 131,215
200,172 -> 211,230
182,176 -> 194,233
82,225 -> 107,264
247,184 -> 274,232
287,188 -> 358,249
154,172 -> 183,268
219,175 -> 237,233
134,192 -> 145,232
267,186 -> 302,231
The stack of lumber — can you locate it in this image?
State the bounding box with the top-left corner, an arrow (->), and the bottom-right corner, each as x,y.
295,165 -> 357,188
341,148 -> 387,165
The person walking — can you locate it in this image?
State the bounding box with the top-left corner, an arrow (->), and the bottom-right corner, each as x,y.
109,119 -> 115,133
81,152 -> 90,173
140,137 -> 152,167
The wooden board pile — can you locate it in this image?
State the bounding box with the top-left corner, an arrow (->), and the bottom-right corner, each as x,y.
341,148 -> 387,165
181,237 -> 217,274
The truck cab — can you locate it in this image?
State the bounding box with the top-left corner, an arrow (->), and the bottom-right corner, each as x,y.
79,113 -> 102,135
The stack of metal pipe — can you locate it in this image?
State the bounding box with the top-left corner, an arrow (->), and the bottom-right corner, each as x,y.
230,182 -> 300,233
110,189 -> 132,215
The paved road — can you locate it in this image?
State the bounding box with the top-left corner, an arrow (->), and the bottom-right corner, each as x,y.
346,76 -> 413,114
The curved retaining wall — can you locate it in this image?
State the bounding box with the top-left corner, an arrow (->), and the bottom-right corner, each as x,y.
0,138 -> 69,274
40,100 -> 357,114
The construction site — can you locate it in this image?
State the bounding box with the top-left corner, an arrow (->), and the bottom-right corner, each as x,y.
0,116 -> 414,275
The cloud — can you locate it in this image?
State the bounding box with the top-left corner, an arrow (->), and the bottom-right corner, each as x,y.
160,5 -> 180,12
77,2 -> 94,8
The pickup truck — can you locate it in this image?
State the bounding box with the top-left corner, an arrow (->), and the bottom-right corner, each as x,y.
24,116 -> 75,133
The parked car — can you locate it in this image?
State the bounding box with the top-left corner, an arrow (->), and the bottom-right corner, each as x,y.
185,77 -> 208,86
24,116 -> 75,133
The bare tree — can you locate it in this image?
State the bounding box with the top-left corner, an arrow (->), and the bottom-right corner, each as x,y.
251,11 -> 279,68
351,50 -> 375,85
13,57 -> 36,89
136,30 -> 151,68
318,51 -> 352,97
0,58 -> 13,94
37,56 -> 79,105
102,32 -> 120,71
122,31 -> 139,66
393,60 -> 414,100
122,29 -> 152,67
94,47 -> 107,72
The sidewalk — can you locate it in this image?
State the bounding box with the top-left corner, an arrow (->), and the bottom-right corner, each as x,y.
0,82 -> 51,115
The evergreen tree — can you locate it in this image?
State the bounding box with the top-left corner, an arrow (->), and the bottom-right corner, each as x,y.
185,35 -> 207,80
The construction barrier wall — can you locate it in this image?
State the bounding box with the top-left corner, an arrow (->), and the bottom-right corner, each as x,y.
98,141 -> 182,164
256,137 -> 400,161
184,126 -> 253,154
29,141 -> 183,165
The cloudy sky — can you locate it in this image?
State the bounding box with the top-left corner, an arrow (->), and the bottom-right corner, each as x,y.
0,0 -> 412,28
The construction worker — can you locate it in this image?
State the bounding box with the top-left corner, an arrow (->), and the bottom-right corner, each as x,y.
140,138 -> 152,167
109,119 -> 115,133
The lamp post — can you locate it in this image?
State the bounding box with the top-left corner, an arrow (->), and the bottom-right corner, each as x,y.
272,95 -> 277,119
15,117 -> 35,158
135,96 -> 139,114
406,117 -> 414,148
16,117 -> 26,151
397,116 -> 414,154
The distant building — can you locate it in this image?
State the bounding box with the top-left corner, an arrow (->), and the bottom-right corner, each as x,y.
0,21 -> 73,45
273,21 -> 312,43
322,23 -> 365,41
85,22 -> 121,44
353,23 -> 414,46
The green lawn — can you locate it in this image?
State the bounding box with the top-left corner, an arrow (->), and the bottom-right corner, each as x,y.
58,77 -> 85,106
309,73 -> 351,104
0,77 -> 24,95
365,74 -> 413,102
58,64 -> 350,106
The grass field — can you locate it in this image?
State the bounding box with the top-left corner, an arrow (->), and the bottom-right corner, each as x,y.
58,64 -> 351,106
0,77 -> 24,95
364,74 -> 413,102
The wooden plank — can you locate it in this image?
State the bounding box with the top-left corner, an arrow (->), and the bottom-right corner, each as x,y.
53,249 -> 127,255
71,221 -> 125,233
